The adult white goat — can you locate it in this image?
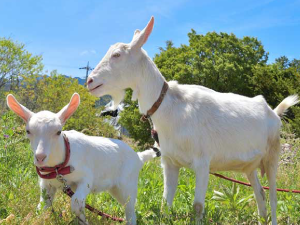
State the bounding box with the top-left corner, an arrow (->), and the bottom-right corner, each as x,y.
7,93 -> 158,225
86,17 -> 299,224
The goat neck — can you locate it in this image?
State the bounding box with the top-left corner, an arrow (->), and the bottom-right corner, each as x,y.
135,54 -> 166,115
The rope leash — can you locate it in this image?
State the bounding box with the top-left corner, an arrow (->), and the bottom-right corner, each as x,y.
56,174 -> 125,223
211,173 -> 300,194
63,187 -> 125,222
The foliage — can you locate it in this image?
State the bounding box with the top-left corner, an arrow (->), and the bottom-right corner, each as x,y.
0,37 -> 43,92
212,184 -> 258,223
96,95 -> 112,107
154,31 -> 268,95
250,60 -> 300,134
250,62 -> 300,108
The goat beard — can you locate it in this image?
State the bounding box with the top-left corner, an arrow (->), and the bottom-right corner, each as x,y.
108,90 -> 126,110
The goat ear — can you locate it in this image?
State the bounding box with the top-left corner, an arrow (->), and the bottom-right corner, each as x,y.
131,16 -> 154,50
6,94 -> 33,123
57,93 -> 80,124
131,29 -> 141,42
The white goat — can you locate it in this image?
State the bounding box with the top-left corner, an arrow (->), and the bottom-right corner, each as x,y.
86,17 -> 299,224
6,93 -> 158,225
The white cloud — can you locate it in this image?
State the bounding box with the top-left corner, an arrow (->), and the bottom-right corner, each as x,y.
80,50 -> 88,56
80,50 -> 97,56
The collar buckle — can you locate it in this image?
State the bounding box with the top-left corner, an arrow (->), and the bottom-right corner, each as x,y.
140,115 -> 148,122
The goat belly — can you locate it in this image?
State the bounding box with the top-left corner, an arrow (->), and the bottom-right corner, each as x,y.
168,155 -> 192,168
209,149 -> 264,173
161,145 -> 194,168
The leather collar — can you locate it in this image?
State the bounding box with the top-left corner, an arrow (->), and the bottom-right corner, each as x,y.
141,81 -> 169,121
36,133 -> 74,179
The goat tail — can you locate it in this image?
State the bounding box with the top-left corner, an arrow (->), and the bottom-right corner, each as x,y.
274,94 -> 299,117
137,147 -> 160,164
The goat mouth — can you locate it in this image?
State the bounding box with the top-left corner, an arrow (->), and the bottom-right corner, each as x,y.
89,84 -> 103,92
35,162 -> 46,167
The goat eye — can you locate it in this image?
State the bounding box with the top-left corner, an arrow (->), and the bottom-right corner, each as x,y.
57,131 -> 61,135
26,130 -> 30,134
113,53 -> 120,58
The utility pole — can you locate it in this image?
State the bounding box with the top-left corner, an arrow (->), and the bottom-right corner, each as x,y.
79,61 -> 93,83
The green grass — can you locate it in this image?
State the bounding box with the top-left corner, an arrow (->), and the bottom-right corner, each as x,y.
1,113 -> 300,224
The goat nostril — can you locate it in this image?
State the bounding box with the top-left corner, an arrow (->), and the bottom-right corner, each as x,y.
36,154 -> 47,162
87,78 -> 93,85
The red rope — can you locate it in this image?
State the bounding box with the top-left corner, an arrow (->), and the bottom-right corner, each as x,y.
211,173 -> 300,194
64,187 -> 124,222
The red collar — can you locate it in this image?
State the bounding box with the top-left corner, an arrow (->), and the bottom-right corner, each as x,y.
141,81 -> 169,121
36,133 -> 74,179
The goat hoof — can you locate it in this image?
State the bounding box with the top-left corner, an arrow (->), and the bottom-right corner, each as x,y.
37,203 -> 42,211
193,202 -> 204,216
77,215 -> 88,225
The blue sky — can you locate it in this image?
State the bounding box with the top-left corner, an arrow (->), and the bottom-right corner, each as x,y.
0,0 -> 299,78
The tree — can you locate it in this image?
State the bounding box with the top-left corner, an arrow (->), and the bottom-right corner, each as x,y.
250,63 -> 299,107
289,59 -> 300,73
154,30 -> 268,96
275,56 -> 289,69
251,57 -> 300,135
0,38 -> 43,91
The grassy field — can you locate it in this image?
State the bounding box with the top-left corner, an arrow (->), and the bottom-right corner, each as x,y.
1,113 -> 300,224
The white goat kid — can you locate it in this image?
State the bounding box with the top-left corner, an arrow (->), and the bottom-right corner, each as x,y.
86,17 -> 299,224
7,93 -> 157,225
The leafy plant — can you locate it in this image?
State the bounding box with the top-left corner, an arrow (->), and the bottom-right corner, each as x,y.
212,183 -> 254,211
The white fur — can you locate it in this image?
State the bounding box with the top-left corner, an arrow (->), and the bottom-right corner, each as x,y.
87,17 -> 299,224
6,93 -> 157,225
274,94 -> 299,116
